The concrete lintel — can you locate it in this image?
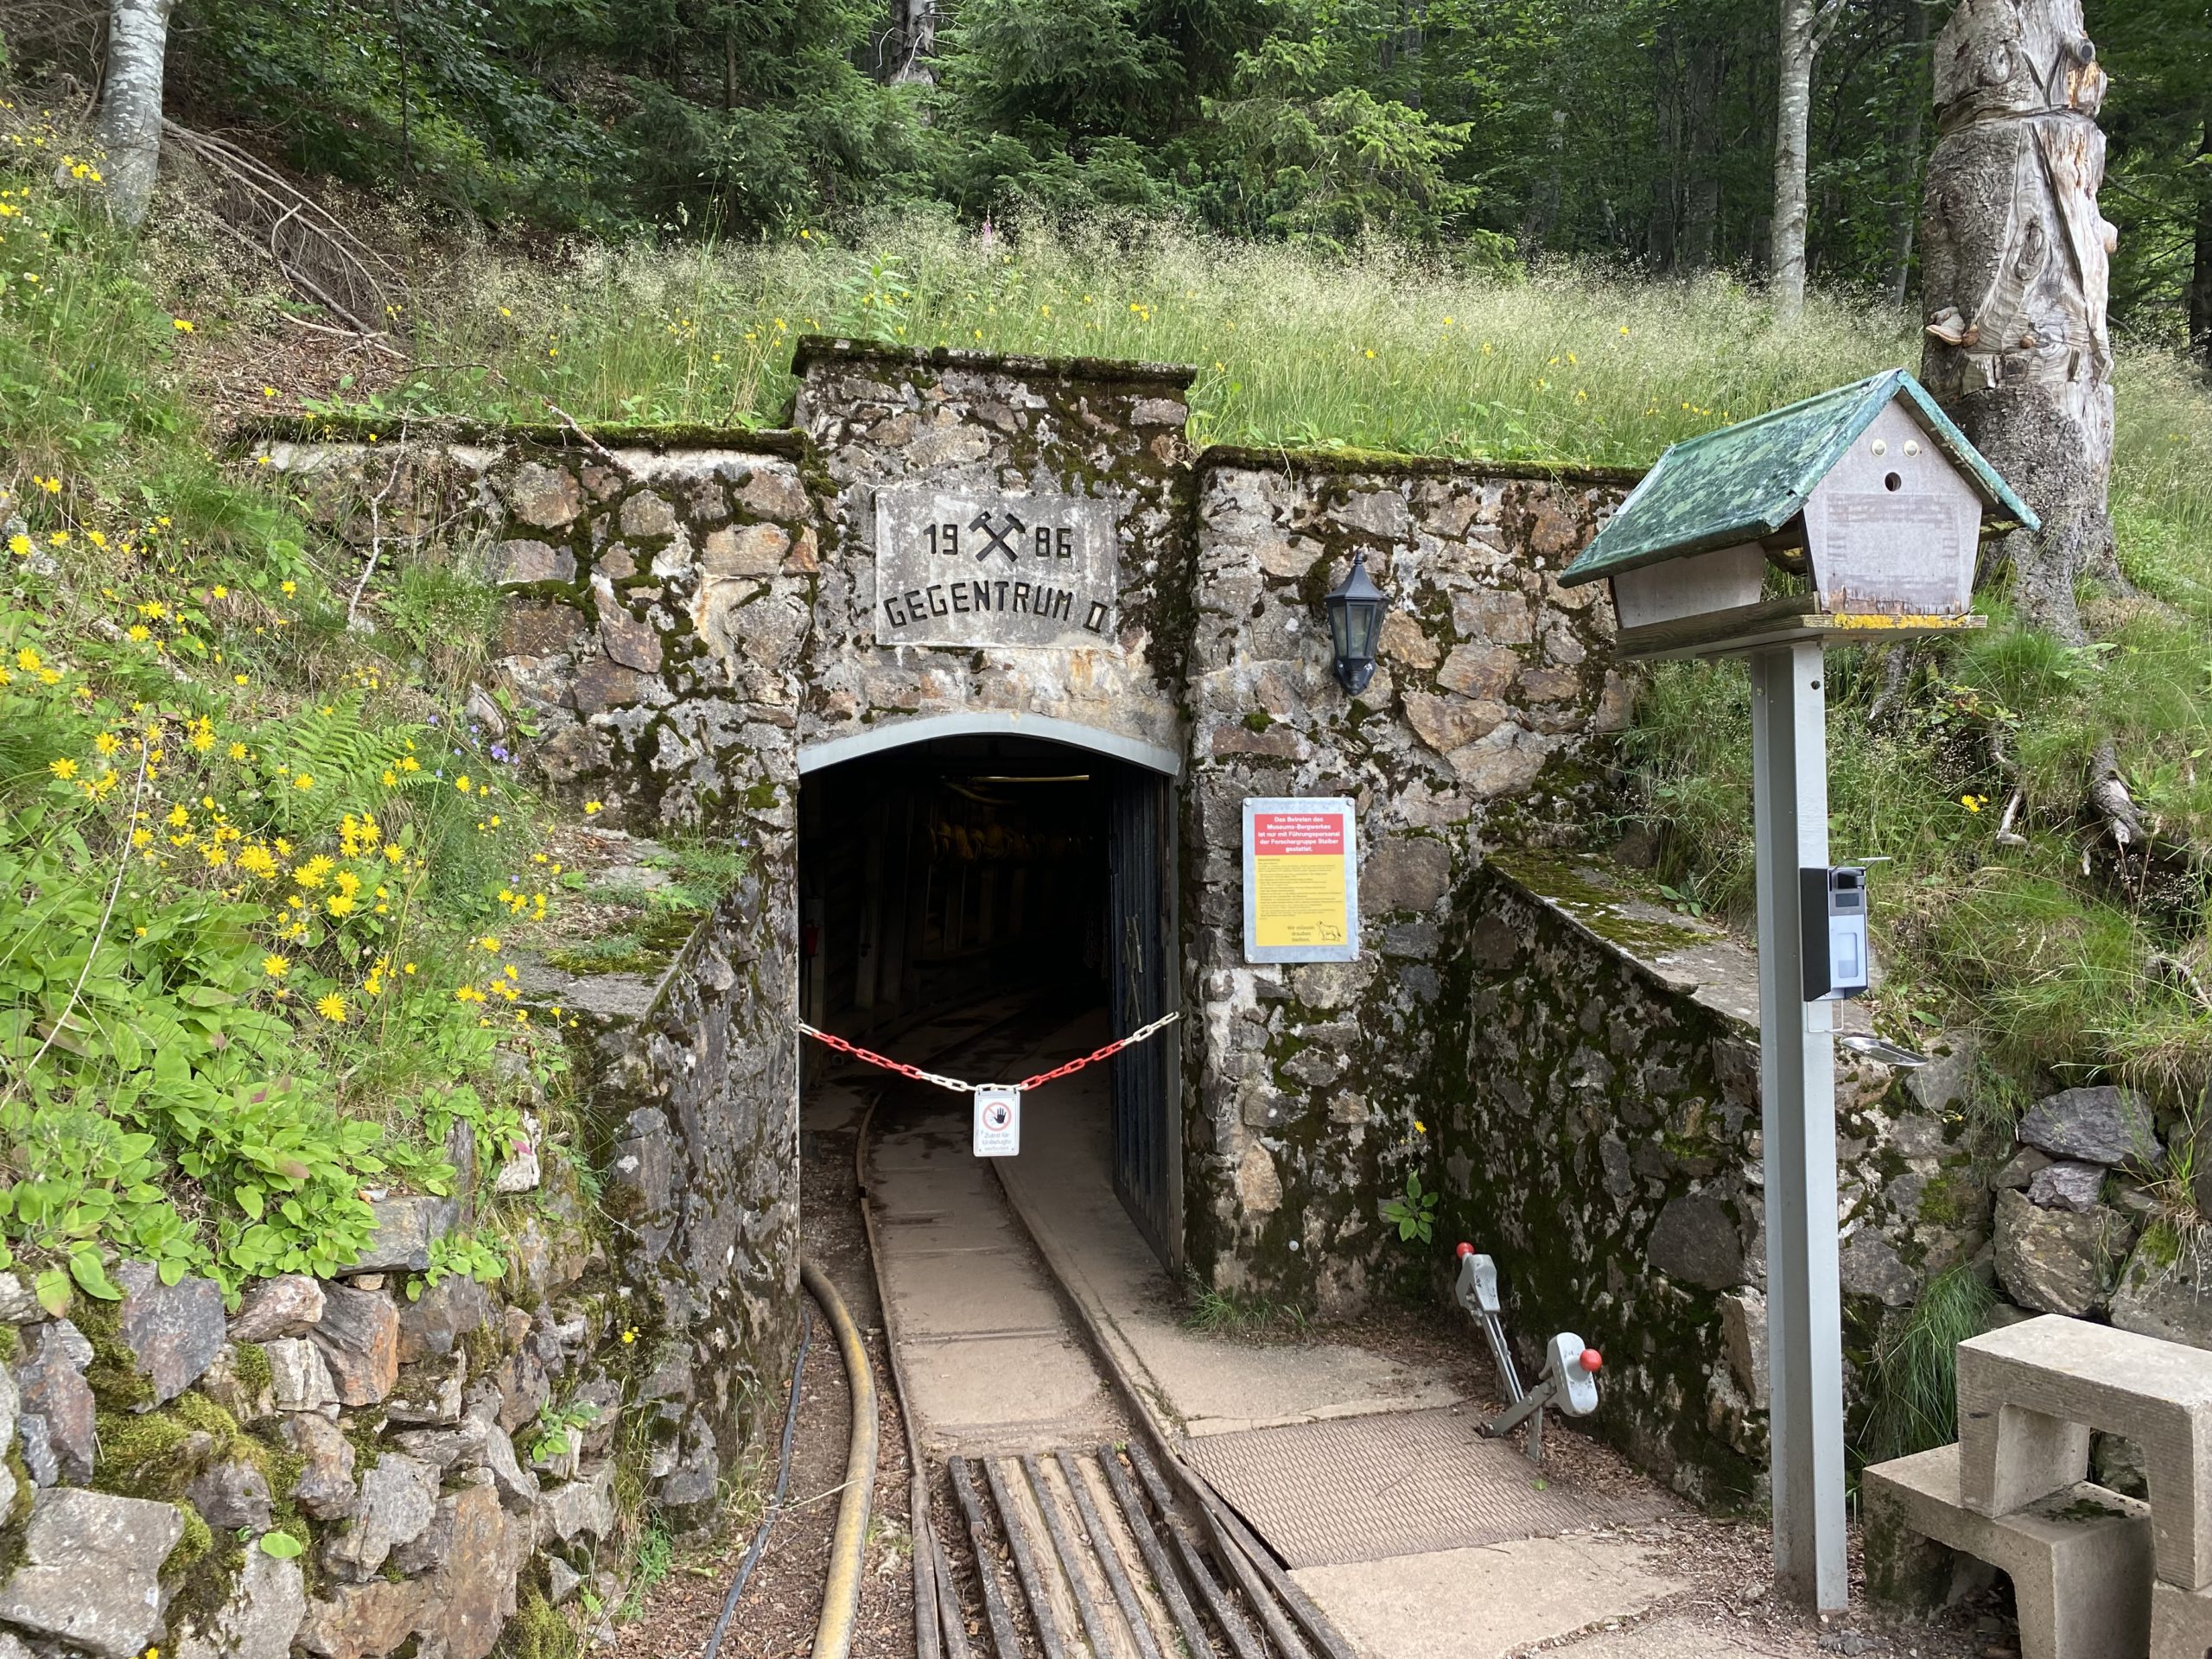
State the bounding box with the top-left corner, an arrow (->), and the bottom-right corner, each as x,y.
798,713 -> 1184,779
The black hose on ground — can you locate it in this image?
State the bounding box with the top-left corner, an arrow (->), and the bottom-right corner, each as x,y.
701,1300 -> 814,1659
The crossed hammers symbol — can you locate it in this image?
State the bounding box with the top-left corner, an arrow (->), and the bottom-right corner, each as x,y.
969,511 -> 1027,563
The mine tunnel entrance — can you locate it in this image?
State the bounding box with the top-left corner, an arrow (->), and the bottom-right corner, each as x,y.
797,733 -> 1182,1268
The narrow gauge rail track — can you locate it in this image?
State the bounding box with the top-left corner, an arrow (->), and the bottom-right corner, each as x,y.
845,1001 -> 1356,1659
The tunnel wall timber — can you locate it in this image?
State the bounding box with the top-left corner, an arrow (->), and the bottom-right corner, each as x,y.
252,335 -> 1980,1536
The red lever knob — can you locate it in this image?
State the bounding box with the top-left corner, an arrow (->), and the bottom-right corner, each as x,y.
1580,1348 -> 1603,1373
1456,1242 -> 1474,1259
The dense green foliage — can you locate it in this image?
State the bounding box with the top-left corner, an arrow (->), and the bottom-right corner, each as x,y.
0,107 -> 548,1304
3,0 -> 2201,342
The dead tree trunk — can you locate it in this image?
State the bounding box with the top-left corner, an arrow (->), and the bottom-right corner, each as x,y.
1771,0 -> 1846,318
99,0 -> 178,230
1919,0 -> 2118,645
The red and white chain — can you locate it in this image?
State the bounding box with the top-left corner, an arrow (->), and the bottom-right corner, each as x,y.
798,1009 -> 1181,1096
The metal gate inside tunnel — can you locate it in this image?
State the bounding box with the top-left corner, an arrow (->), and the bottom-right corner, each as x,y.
797,730 -> 1183,1270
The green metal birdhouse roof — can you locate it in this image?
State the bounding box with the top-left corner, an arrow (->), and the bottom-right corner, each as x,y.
1559,369 -> 2039,588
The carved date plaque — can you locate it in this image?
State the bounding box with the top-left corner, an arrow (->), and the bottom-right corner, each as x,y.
873,486 -> 1121,650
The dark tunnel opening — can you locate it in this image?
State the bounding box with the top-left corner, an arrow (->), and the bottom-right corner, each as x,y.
797,732 -> 1182,1267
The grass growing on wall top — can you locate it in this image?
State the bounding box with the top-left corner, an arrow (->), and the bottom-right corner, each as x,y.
406,213 -> 1916,464
404,214 -> 2212,508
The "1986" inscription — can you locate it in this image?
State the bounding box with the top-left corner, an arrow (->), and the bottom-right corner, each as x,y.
874,486 -> 1121,651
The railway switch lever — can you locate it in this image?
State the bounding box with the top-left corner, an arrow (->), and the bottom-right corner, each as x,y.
1454,1242 -> 1603,1463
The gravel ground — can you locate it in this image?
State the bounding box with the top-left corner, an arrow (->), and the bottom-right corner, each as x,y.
611,1093 -> 918,1659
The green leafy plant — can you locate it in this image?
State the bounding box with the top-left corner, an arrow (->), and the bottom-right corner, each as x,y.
531,1398 -> 602,1465
1380,1170 -> 1440,1243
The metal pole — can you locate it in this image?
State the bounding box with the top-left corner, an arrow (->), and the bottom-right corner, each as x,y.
1749,641 -> 1847,1613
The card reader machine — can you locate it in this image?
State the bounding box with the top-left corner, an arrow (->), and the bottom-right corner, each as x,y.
1801,865 -> 1869,1001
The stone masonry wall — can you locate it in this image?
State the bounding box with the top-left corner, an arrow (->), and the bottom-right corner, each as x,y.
1184,454 -> 1637,1312
0,1115 -> 621,1659
1430,854 -> 1985,1504
263,434 -> 813,1535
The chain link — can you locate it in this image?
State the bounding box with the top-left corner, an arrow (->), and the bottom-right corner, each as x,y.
798,1010 -> 1181,1096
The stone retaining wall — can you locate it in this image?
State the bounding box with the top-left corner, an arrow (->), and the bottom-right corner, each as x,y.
0,1116 -> 620,1659
1182,454 -> 1636,1311
1429,854 -> 1985,1503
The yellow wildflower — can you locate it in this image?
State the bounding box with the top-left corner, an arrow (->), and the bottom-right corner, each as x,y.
315,993 -> 346,1023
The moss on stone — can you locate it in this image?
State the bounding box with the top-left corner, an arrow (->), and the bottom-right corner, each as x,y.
499,1586 -> 581,1659
1917,1169 -> 1982,1230
72,1295 -> 155,1413
93,1389 -> 275,1505
161,1510 -> 246,1639
1490,850 -> 1708,956
341,1411 -> 386,1474
230,1338 -> 275,1395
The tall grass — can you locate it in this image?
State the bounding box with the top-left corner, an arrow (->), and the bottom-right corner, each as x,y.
410,215 -> 1912,463
409,217 -> 2212,516
1857,1266 -> 1996,1467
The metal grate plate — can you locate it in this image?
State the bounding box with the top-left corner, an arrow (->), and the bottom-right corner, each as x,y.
1179,1409 -> 1678,1568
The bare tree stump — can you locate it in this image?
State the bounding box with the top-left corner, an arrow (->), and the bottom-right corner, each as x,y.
1919,0 -> 2119,645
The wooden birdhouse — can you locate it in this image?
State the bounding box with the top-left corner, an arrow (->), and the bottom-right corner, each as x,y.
1560,369 -> 2038,661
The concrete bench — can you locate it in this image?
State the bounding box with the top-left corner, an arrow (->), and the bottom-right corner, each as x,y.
1864,1442 -> 2152,1659
1958,1314 -> 2212,1592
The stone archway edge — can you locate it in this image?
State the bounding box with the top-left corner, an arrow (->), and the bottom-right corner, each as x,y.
798,712 -> 1184,778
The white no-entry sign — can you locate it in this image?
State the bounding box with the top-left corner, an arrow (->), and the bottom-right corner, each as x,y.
973,1086 -> 1020,1157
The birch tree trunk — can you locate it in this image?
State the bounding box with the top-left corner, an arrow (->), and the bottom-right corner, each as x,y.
99,0 -> 177,230
1771,0 -> 1841,317
2191,104 -> 2212,370
1919,0 -> 2118,644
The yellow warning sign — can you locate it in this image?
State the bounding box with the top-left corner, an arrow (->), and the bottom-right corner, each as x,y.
1245,805 -> 1356,957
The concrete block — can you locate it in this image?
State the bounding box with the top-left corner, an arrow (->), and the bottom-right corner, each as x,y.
1958,1314 -> 2212,1589
2155,1580 -> 2212,1659
1864,1442 -> 2152,1659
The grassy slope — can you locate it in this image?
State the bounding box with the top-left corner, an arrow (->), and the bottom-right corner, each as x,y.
400,217 -> 2212,1107
0,105 -> 556,1305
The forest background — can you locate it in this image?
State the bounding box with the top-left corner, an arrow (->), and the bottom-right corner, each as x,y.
1,0 -> 2205,353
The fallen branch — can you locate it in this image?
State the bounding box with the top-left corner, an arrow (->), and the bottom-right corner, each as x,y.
542,399 -> 634,475
161,119 -> 402,341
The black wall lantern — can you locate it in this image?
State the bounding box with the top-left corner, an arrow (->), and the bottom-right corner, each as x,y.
1324,551 -> 1387,694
